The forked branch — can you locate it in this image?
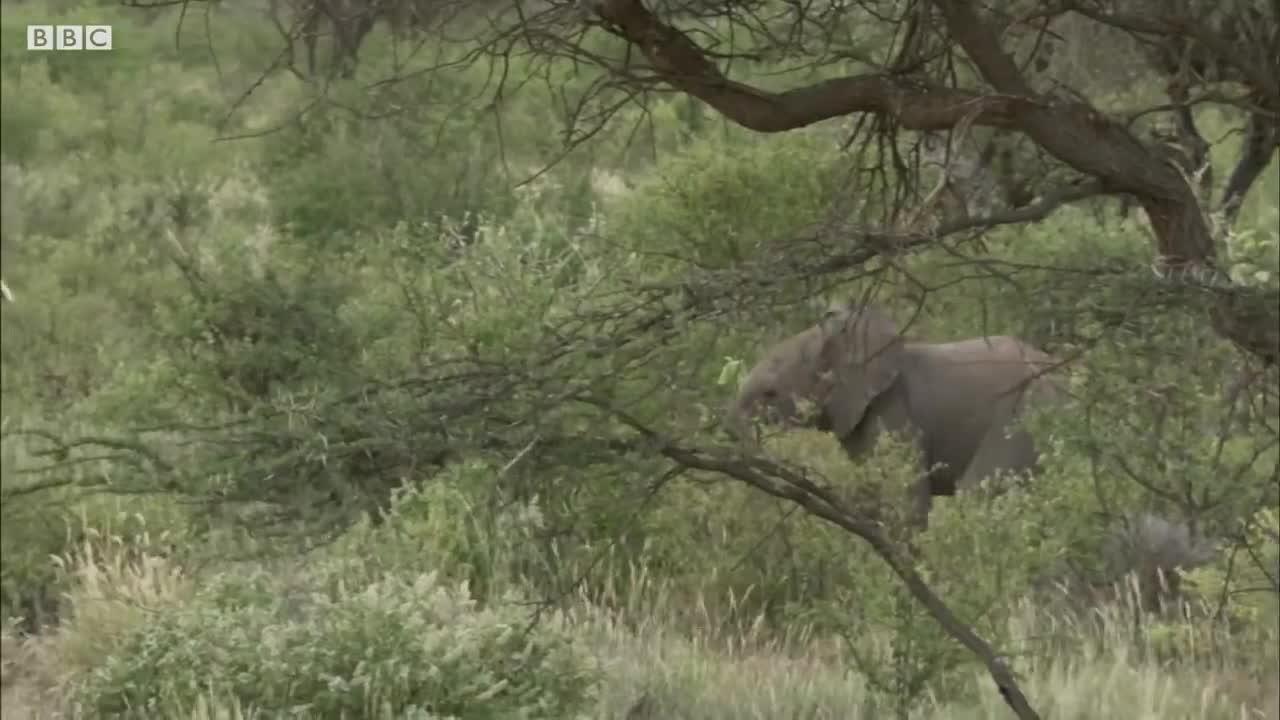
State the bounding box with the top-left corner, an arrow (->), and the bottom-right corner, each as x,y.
582,0 -> 1279,365
587,397 -> 1043,720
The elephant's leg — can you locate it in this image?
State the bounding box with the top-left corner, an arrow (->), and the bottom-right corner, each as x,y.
955,420 -> 1038,497
907,461 -> 962,530
840,421 -> 935,529
909,474 -> 935,530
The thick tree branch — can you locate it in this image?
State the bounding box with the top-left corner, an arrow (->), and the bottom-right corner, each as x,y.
799,180 -> 1109,275
934,0 -> 1278,364
1064,5 -> 1280,108
687,450 -> 1040,720
583,0 -> 1278,363
587,398 -> 1042,720
592,0 -> 1030,133
592,0 -> 1200,252
935,2 -> 1194,203
1221,112 -> 1280,223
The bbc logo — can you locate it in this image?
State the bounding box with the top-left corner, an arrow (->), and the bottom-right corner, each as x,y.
27,25 -> 113,51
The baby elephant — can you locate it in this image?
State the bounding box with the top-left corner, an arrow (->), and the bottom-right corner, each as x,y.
725,301 -> 1066,525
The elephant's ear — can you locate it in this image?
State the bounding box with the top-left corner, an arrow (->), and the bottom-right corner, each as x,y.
818,304 -> 904,437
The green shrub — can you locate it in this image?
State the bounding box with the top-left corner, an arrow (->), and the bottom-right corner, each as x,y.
71,568 -> 598,719
609,131 -> 846,273
1185,507 -> 1280,660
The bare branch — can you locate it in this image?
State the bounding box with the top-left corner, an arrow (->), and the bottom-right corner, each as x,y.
1065,4 -> 1280,108
1221,113 -> 1280,223
589,0 -> 1031,133
585,396 -> 1042,720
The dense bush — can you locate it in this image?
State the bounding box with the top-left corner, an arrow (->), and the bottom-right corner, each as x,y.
70,566 -> 598,718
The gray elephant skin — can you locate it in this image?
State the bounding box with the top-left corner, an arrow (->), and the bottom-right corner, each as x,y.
726,302 -> 1066,524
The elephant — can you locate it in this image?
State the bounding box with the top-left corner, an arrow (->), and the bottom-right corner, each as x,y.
1039,511 -> 1221,613
725,301 -> 1066,526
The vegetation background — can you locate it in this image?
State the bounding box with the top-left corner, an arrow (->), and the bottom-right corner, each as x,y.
0,0 -> 1277,718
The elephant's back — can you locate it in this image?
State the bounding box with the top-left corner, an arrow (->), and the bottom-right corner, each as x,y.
909,335 -> 1064,397
913,334 -> 1053,365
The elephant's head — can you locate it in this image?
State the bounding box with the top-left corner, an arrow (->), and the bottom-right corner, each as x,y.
726,302 -> 905,444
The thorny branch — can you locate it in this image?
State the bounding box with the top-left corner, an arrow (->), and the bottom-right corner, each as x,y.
569,0 -> 1278,365
589,396 -> 1043,720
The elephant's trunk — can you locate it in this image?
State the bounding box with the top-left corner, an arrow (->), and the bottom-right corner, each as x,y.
723,396 -> 757,446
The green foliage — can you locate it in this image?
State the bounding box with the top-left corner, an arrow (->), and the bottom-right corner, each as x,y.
3,2 -> 1279,717
769,433 -> 961,715
0,4 -> 306,623
255,48 -> 616,248
335,465 -> 554,603
1224,205 -> 1280,288
1046,313 -> 1275,540
1186,507 -> 1280,659
762,430 -> 1090,711
70,567 -> 598,719
151,253 -> 364,413
610,131 -> 846,272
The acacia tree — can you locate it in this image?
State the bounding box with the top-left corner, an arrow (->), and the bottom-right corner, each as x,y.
544,0 -> 1276,359
262,0 -> 457,79
87,1 -> 1273,717
154,3 -> 1279,357
241,0 -> 1275,340
437,4 -> 1270,716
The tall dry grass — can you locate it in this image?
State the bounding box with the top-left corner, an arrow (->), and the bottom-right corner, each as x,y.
2,524 -> 188,718
2,532 -> 1276,719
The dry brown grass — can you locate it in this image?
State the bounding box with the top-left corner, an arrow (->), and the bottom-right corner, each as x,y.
2,529 -> 1275,720
1,526 -> 189,720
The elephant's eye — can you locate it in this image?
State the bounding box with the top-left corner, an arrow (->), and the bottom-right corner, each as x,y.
761,389 -> 777,400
